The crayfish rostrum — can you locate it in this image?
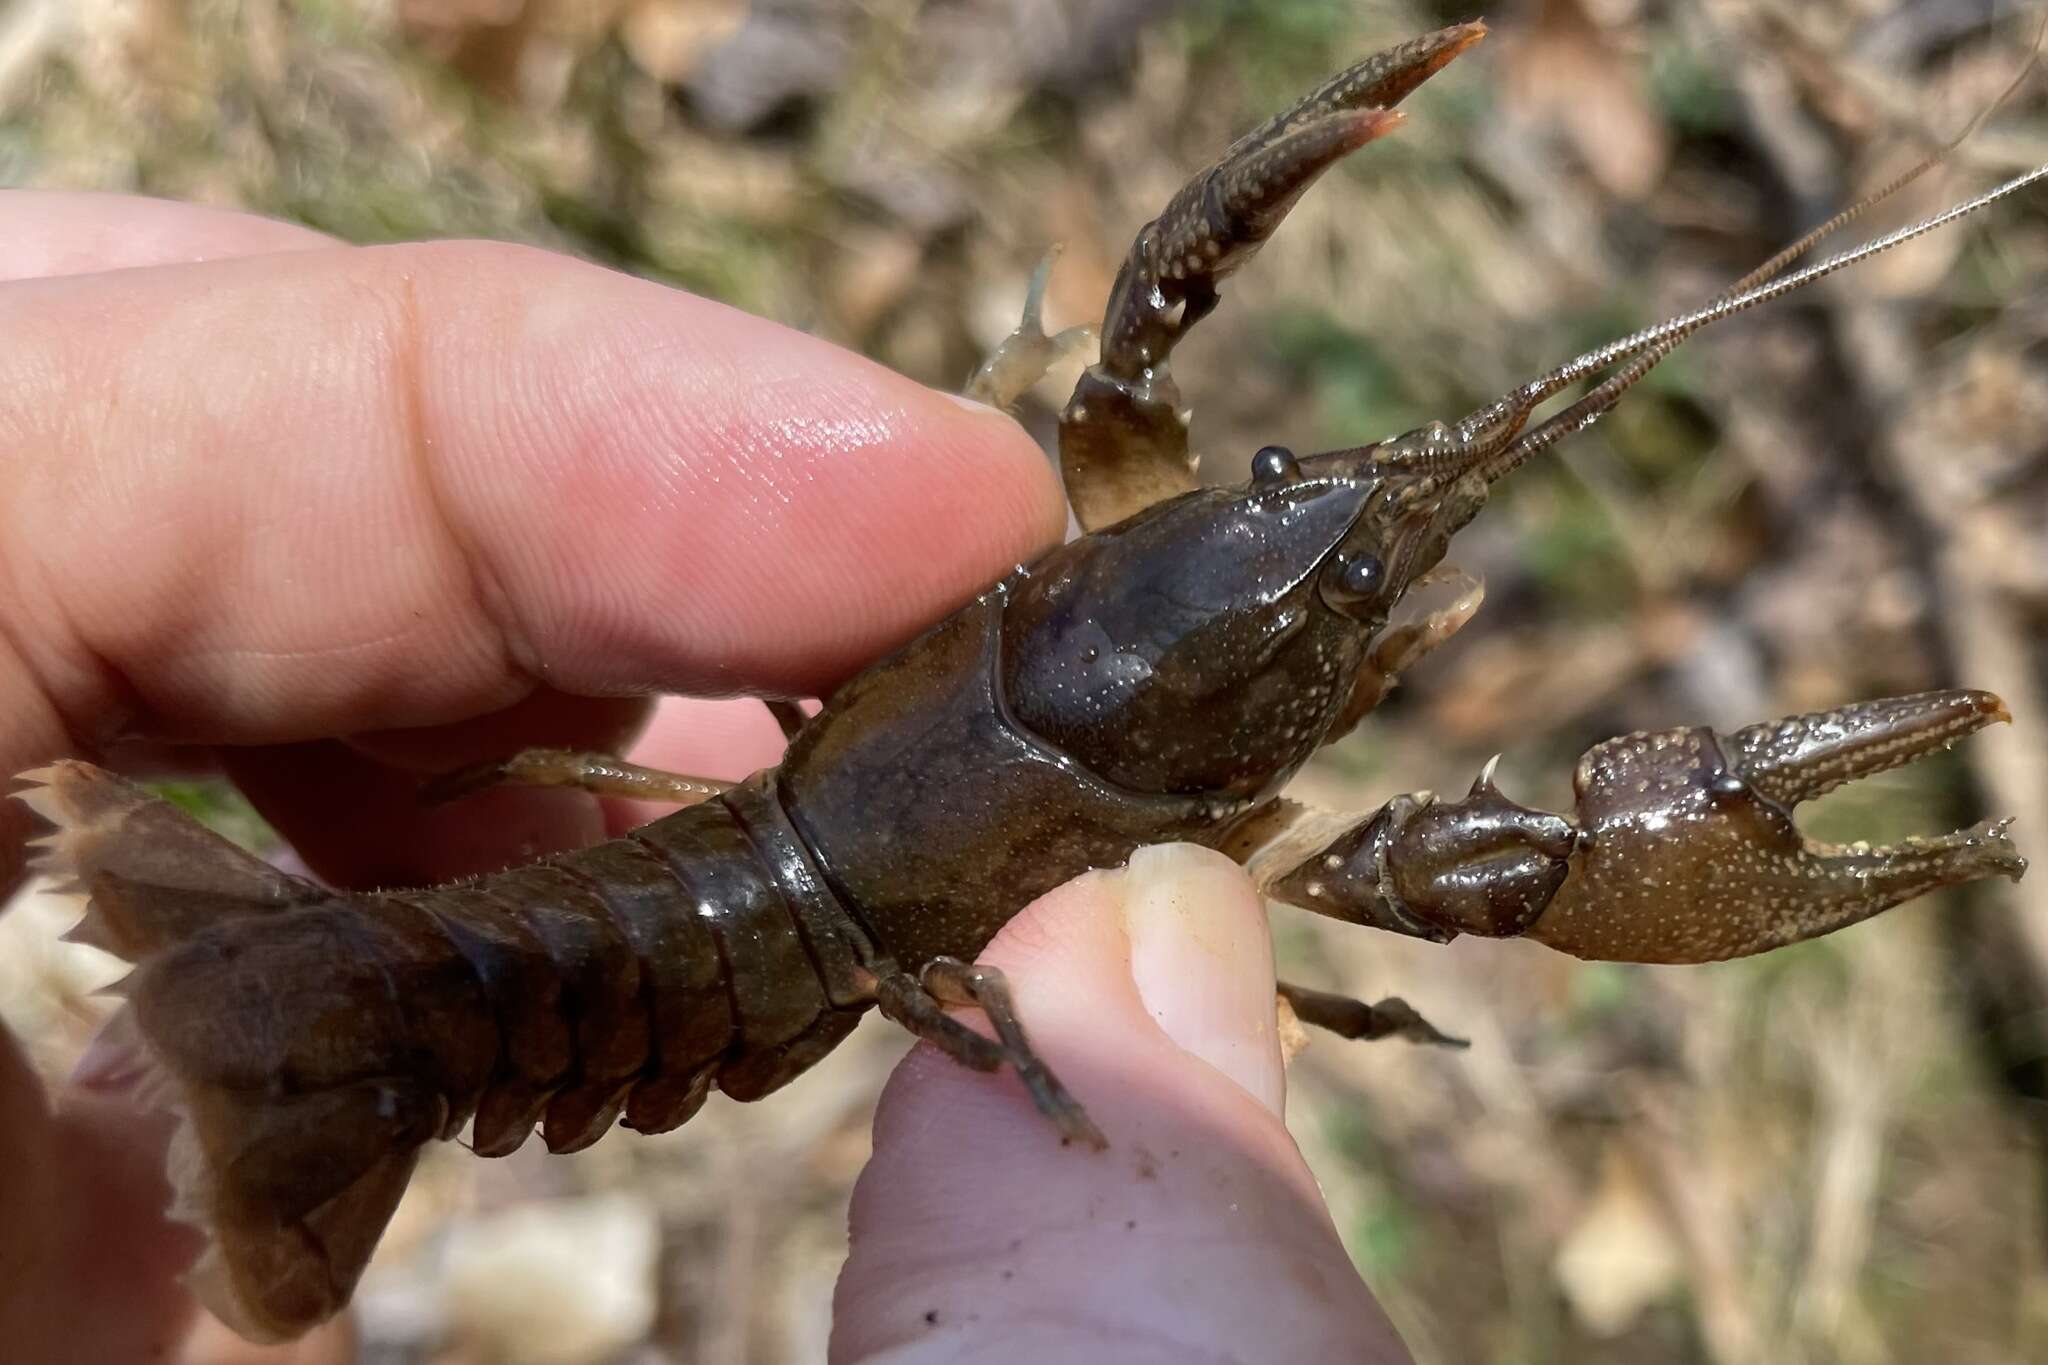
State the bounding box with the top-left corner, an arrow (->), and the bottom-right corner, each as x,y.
14,21 -> 2037,1341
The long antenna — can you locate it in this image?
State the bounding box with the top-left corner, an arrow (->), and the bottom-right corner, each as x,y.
1723,2 -> 2046,299
1444,8 -> 2048,481
1480,162 -> 2048,481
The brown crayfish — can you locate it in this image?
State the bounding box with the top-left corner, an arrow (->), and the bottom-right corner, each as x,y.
13,22 -> 2039,1341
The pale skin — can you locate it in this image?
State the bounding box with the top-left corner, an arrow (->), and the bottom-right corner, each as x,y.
0,193 -> 1410,1364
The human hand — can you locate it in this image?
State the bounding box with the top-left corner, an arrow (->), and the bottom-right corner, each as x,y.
0,193 -> 1406,1364
831,841 -> 1411,1363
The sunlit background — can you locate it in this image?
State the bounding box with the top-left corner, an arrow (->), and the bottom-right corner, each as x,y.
3,1 -> 2047,1361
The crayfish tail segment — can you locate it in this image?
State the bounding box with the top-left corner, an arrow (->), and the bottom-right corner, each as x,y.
1058,23 -> 1484,533
167,1084 -> 433,1343
10,763 -> 435,1341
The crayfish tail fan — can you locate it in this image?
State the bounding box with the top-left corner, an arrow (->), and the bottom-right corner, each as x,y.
164,1080 -> 432,1341
14,759 -> 324,955
10,762 -> 442,1341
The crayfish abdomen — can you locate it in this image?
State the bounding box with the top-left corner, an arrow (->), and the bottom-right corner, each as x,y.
28,761 -> 884,1337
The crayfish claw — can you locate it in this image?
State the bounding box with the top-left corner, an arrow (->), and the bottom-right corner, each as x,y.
1264,783 -> 1577,943
1259,689 -> 2022,968
1527,689 -> 2025,964
1059,22 -> 1486,532
1230,20 -> 1488,157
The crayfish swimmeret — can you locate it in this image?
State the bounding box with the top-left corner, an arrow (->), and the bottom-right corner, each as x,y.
15,21 -> 2037,1341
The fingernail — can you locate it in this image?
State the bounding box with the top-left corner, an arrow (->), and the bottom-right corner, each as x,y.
1121,843 -> 1286,1116
942,391 -> 1008,418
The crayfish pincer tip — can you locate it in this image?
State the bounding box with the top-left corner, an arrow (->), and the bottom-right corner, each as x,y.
1941,687 -> 2013,725
1982,690 -> 2014,726
1974,817 -> 2028,883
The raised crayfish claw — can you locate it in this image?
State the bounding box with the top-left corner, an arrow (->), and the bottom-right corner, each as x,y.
1058,22 -> 1488,532
1528,688 -> 2025,963
1268,689 -> 2025,964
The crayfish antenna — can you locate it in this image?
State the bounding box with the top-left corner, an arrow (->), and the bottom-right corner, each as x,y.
1427,15 -> 2048,485
1462,161 -> 2048,485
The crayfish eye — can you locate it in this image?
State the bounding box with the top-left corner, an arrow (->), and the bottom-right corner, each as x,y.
1324,553 -> 1387,609
1335,552 -> 1384,601
1250,445 -> 1302,485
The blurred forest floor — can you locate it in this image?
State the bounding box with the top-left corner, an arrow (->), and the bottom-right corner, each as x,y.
3,1 -> 2048,1362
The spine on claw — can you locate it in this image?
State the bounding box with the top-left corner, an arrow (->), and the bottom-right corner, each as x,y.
10,761 -> 861,1342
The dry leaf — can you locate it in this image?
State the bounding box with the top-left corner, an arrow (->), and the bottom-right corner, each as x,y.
1553,1142 -> 1683,1336
619,0 -> 749,84
1501,0 -> 1670,201
181,1313 -> 356,1365
441,1196 -> 660,1365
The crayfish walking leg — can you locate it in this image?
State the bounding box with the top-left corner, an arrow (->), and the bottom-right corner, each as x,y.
419,748 -> 728,805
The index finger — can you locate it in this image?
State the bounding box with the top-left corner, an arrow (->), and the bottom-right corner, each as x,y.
0,191 -> 333,281
0,234 -> 1065,756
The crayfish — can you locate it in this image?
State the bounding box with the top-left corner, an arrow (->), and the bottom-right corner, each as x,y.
13,21 -> 2039,1342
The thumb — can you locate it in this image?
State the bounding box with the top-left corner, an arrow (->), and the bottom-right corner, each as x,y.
831,844 -> 1410,1365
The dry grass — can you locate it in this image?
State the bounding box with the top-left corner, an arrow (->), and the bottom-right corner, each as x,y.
3,1 -> 2047,1361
